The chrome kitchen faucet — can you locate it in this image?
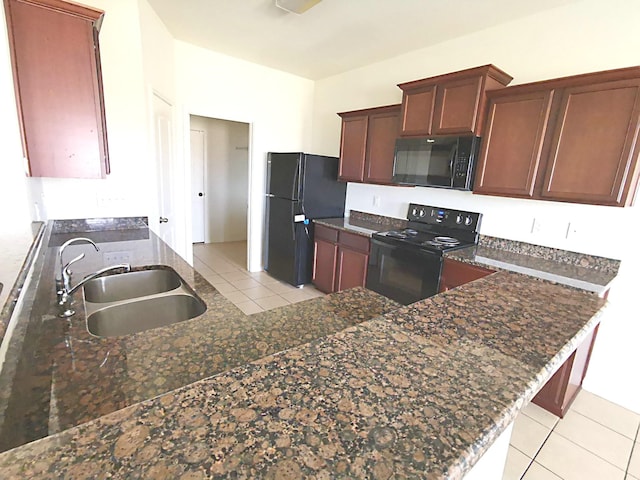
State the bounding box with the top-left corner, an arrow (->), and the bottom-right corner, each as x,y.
55,237 -> 130,318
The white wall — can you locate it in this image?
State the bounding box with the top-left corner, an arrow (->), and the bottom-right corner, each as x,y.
0,1 -> 32,309
174,41 -> 315,271
311,0 -> 640,412
190,116 -> 249,244
23,0 -> 152,222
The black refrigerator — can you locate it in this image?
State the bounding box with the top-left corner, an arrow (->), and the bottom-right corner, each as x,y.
264,152 -> 346,286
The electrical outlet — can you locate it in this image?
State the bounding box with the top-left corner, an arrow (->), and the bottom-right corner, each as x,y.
531,218 -> 543,234
103,251 -> 132,264
566,222 -> 579,240
373,195 -> 381,207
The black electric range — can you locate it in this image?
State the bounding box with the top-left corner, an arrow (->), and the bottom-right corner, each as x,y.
366,203 -> 482,305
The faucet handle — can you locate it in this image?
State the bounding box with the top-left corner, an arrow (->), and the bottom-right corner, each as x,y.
62,253 -> 85,291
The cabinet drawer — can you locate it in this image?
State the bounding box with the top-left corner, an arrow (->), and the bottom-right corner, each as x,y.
315,224 -> 339,243
338,231 -> 370,254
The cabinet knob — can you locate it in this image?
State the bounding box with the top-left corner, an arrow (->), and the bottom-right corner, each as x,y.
159,217 -> 169,223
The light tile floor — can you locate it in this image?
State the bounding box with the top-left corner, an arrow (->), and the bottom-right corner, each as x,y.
192,241 -> 324,315
504,390 -> 640,480
193,242 -> 640,479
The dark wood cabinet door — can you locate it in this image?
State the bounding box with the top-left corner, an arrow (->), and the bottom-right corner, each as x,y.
338,115 -> 368,182
5,0 -> 108,178
399,85 -> 436,136
336,247 -> 369,292
533,325 -> 598,417
432,76 -> 483,135
541,79 -> 640,206
474,90 -> 554,197
439,259 -> 495,293
312,239 -> 338,294
365,107 -> 400,184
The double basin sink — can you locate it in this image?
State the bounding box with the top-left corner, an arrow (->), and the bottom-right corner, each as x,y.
82,267 -> 207,337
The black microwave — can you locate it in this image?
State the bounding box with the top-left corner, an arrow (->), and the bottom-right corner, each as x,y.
392,135 -> 480,190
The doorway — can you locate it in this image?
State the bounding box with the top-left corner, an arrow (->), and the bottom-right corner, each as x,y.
189,115 -> 250,268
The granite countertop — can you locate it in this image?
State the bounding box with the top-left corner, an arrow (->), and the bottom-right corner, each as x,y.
0,219 -> 610,478
445,237 -> 619,296
0,220 -> 398,454
314,210 -> 407,238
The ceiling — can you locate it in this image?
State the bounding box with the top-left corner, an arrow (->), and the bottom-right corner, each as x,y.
146,0 -> 580,80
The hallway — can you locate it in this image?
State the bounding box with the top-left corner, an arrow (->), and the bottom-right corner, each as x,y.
193,241 -> 324,314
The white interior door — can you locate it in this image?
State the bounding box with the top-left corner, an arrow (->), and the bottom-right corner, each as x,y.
152,93 -> 177,249
190,129 -> 206,243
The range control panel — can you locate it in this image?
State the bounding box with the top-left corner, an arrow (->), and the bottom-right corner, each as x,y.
407,203 -> 482,232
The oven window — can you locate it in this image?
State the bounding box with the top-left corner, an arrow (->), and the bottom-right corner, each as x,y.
380,255 -> 424,297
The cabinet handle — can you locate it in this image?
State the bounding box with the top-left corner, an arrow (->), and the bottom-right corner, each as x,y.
159,217 -> 169,223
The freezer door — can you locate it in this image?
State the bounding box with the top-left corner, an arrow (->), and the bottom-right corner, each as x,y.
267,152 -> 303,200
302,154 -> 346,218
264,196 -> 313,286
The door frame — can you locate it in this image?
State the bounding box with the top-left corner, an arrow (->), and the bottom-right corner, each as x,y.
182,107 -> 254,271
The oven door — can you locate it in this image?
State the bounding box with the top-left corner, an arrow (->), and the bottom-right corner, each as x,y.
366,238 -> 443,305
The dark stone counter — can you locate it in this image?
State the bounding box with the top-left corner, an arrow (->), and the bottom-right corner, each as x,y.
0,220 -> 397,453
445,236 -> 619,296
0,219 -> 610,479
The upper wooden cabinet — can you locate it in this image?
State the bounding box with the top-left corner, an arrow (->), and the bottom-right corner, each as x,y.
337,104 -> 400,184
4,0 -> 110,178
397,65 -> 513,137
474,67 -> 640,207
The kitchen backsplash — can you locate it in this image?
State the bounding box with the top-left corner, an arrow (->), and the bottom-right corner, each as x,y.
51,217 -> 149,234
349,210 -> 407,229
479,235 -> 620,274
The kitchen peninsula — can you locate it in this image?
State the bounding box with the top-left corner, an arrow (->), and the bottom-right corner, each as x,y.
0,218 -> 609,478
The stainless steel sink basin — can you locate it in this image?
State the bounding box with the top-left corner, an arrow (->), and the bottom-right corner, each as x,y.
86,294 -> 206,337
83,268 -> 182,303
82,266 -> 207,338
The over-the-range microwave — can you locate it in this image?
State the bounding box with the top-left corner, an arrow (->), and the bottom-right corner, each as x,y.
392,135 -> 481,190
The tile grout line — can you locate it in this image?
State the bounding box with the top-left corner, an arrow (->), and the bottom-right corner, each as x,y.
625,423 -> 640,477
549,427 -> 629,474
520,427 -> 555,479
520,409 -> 560,430
571,409 -> 640,441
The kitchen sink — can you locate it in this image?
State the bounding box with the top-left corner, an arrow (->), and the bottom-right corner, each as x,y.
83,268 -> 182,303
82,266 -> 207,338
86,294 -> 206,337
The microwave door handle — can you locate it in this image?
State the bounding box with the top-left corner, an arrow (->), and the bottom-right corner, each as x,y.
449,144 -> 458,187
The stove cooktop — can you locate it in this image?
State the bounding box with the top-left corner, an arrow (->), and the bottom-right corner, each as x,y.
372,203 -> 482,254
373,228 -> 475,253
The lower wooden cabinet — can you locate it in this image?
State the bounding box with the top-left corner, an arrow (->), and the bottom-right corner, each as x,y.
532,325 -> 599,417
439,258 -> 495,293
313,224 -> 370,294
